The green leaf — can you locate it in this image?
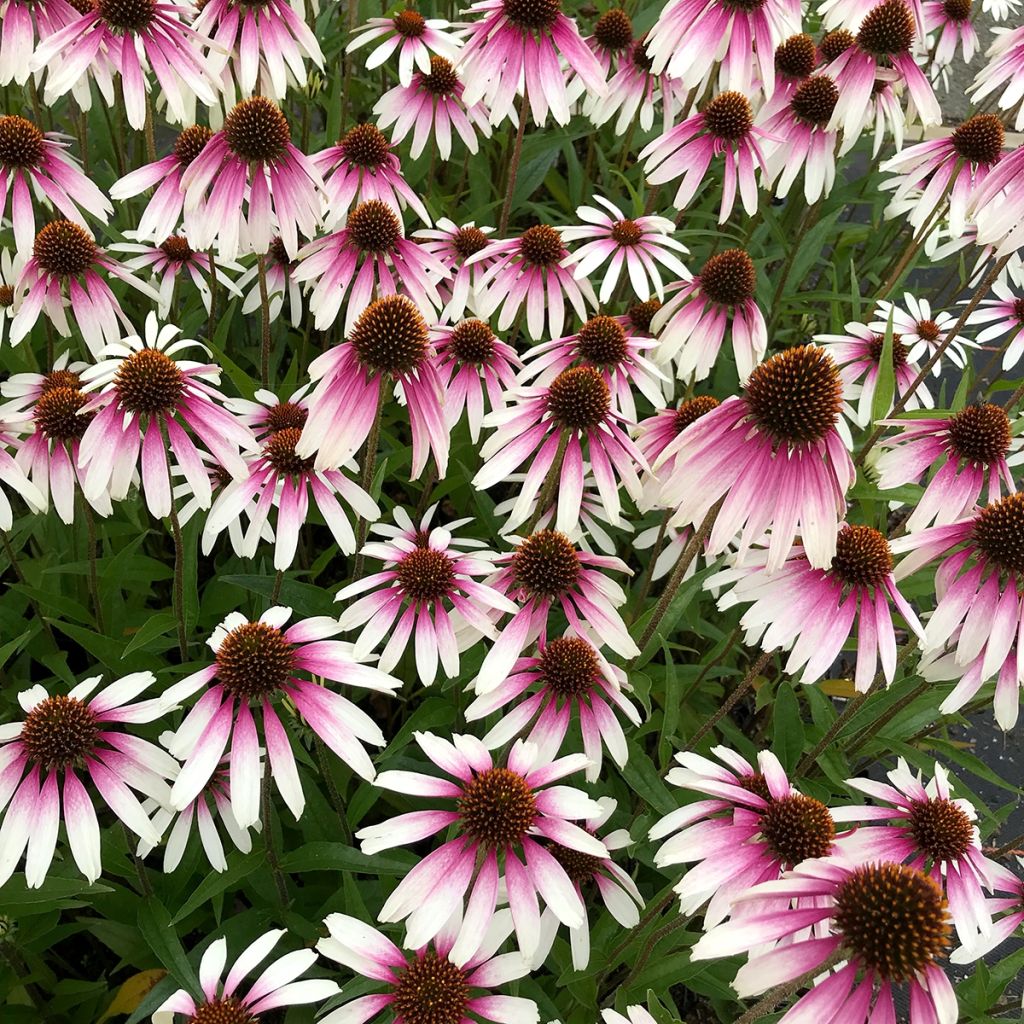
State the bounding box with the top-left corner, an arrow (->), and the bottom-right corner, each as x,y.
0,875 -> 112,912
279,841 -> 418,875
137,899 -> 200,999
171,852 -> 262,924
772,683 -> 805,772
219,575 -> 335,617
121,612 -> 179,658
871,307 -> 896,425
619,739 -> 676,815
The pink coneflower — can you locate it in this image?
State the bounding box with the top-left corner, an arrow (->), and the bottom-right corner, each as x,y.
176,453 -> 266,560
970,25 -> 1024,131
814,320 -> 933,426
560,196 -> 689,304
650,747 -> 837,926
9,220 -> 159,354
348,9 -> 461,86
316,910 -> 539,1023
194,0 -> 324,102
950,859 -> 1024,963
0,0 -> 80,86
465,632 -> 641,782
77,313 -> 255,519
457,0 -> 606,127
691,859 -> 958,1023
473,366 -> 646,533
579,7 -> 634,78
294,200 -> 446,332
0,115 -> 112,255
223,383 -> 309,441
0,249 -> 20,346
0,409 -> 45,528
313,122 -> 429,229
825,0 -> 941,137
0,672 -> 174,888
472,530 -> 637,693
414,220 -> 497,322
236,235 -> 303,327
924,0 -> 979,63
762,33 -> 820,116
709,525 -> 923,692
640,91 -> 772,223
295,295 -> 450,478
872,295 -> 972,376
109,125 -> 213,243
874,404 -> 1019,531
152,930 -> 340,1023
182,96 -> 323,260
336,514 -> 515,687
356,731 -> 607,959
375,56 -> 494,162
164,607 -> 400,823
653,345 -> 854,572
470,224 -> 595,341
431,319 -> 521,442
30,0 -> 218,130
652,248 -> 766,383
971,145 -> 1024,256
834,759 -> 1002,942
587,38 -> 685,135
644,0 -> 799,97
965,282 -> 1024,369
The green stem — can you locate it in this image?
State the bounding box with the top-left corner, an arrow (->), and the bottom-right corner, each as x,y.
629,508 -> 671,624
766,199 -> 822,334
262,759 -> 290,906
121,822 -> 153,898
258,255 -> 273,388
167,505 -> 188,661
2,532 -> 57,648
498,93 -> 530,236
314,735 -> 354,844
523,429 -> 570,535
683,648 -> 773,752
83,501 -> 104,634
352,382 -> 388,580
734,950 -> 846,1024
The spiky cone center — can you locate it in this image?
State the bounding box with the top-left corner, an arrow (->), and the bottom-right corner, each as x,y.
609,219 -> 643,246
223,97 -> 291,163
744,345 -> 843,446
263,427 -> 314,477
736,771 -> 774,802
215,621 -> 296,700
942,0 -> 971,20
593,8 -> 633,51
703,92 -> 753,142
160,235 -> 194,262
502,0 -> 561,31
96,0 -> 156,32
350,295 -> 430,376
0,115 -> 44,168
758,793 -> 835,866
775,33 -> 816,79
547,840 -> 602,884
673,395 -> 720,434
577,316 -> 628,367
33,220 -> 98,277
340,123 -> 391,168
820,28 -> 855,62
187,999 -> 259,1024
722,0 -> 765,10
951,114 -> 1004,166
915,318 -> 941,342
511,530 -> 581,599
631,37 -> 654,72
790,75 -> 840,128
1014,298 -> 1024,324
833,863 -> 951,981
856,0 -> 915,57
41,368 -> 83,393
830,524 -> 893,587
265,401 -> 308,433
518,224 -> 565,267
422,56 -> 459,95
627,298 -> 660,333
34,386 -> 91,442
0,284 -> 13,308
867,332 -> 908,367
700,248 -> 756,306
174,125 -> 214,167
21,695 -> 99,771
458,766 -> 538,846
908,798 -> 974,862
267,236 -> 291,269
946,404 -> 1011,465
347,199 -> 402,254
393,8 -> 426,36
451,226 -> 489,259
539,636 -> 599,698
114,349 -> 186,416
546,366 -> 611,431
448,320 -> 495,365
391,951 -> 469,1024
396,547 -> 457,604
972,493 -> 1024,575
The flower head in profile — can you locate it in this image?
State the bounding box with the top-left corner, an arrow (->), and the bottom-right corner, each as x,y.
923,0 -> 979,64
164,607 -> 401,825
0,672 -> 174,888
0,408 -> 46,528
357,732 -> 607,962
0,250 -> 20,347
236,236 -> 304,327
414,220 -> 497,322
964,282 -> 1024,370
580,7 -> 634,76
348,8 -> 461,86
970,145 -> 1024,257
950,858 -> 1024,964
969,23 -> 1024,131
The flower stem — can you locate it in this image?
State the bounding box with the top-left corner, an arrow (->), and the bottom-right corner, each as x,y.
262,758 -> 290,906
352,381 -> 388,581
258,254 -> 273,388
144,93 -> 156,163
766,199 -> 822,333
314,735 -> 354,845
629,508 -> 672,623
2,532 -> 57,648
610,914 -> 690,999
121,821 -> 153,898
206,250 -> 219,345
734,949 -> 846,1024
167,505 -> 188,661
524,429 -> 570,535
83,500 -> 104,634
683,648 -> 773,752
498,93 -> 530,236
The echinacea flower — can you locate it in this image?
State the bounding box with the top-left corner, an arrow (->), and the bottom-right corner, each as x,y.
764,33 -> 820,115
294,199 -> 446,332
296,295 -> 450,478
636,393 -> 720,507
969,25 -> 1024,131
357,731 -> 607,961
582,8 -> 635,76
348,8 -> 461,86
0,114 -> 112,255
950,858 -> 1024,962
470,224 -> 596,341
587,38 -> 684,136
0,0 -> 80,86
0,672 -> 174,888
0,409 -> 45,528
650,747 -> 837,925
971,145 -> 1024,256
654,345 -> 855,572
164,607 -> 401,823
77,314 -> 255,519
923,0 -> 979,64
560,196 -> 689,304
335,513 -> 516,686
834,759 -> 1003,942
414,220 -> 497,322
235,235 -> 303,327
182,96 -> 324,260
223,383 -> 310,441
316,909 -> 538,1024
874,404 -> 1019,531
708,525 -> 923,692
9,220 -> 159,353
964,282 -> 1024,370
152,929 -> 340,1023
691,859 -> 958,1024
457,0 -> 606,128
465,632 -> 641,782
651,248 -> 766,383
0,249 -> 20,346
472,530 -> 638,693
639,91 -> 772,223
873,295 -> 972,376
375,56 -> 494,161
